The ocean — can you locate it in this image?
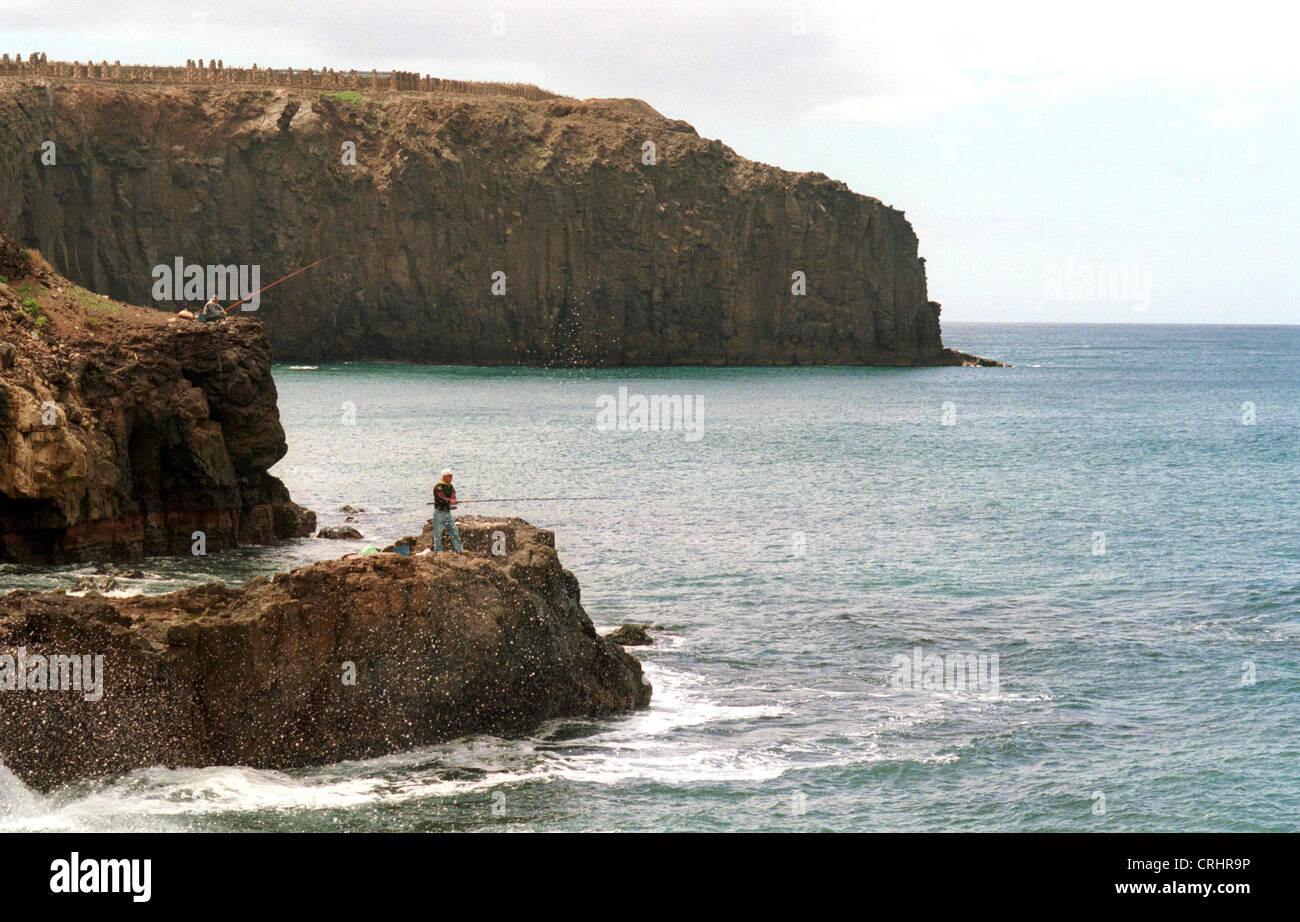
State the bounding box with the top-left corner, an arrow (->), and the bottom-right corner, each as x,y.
2,322 -> 1297,831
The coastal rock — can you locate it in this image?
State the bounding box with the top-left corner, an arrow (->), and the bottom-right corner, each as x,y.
398,514 -> 542,556
317,525 -> 363,539
0,518 -> 651,790
937,347 -> 1005,368
0,80 -> 995,367
0,232 -> 315,563
382,536 -> 417,555
606,623 -> 653,646
91,563 -> 144,579
71,574 -> 116,593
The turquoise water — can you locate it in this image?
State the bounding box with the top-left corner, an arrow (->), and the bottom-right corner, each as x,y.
2,323 -> 1298,831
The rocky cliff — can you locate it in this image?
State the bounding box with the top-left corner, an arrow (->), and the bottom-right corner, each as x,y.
0,517 -> 652,790
0,78 -> 991,366
0,231 -> 314,563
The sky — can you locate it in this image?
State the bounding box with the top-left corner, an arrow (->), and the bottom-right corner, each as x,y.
4,0 -> 1297,323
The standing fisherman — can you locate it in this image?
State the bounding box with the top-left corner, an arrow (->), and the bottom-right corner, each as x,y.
431,469 -> 463,553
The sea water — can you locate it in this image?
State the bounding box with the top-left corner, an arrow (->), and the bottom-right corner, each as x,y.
2,323 -> 1297,831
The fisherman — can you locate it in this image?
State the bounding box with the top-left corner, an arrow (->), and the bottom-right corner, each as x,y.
197,295 -> 226,323
431,469 -> 463,553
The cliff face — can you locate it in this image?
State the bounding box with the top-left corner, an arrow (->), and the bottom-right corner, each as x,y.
0,233 -> 314,563
0,79 -> 980,366
0,518 -> 652,790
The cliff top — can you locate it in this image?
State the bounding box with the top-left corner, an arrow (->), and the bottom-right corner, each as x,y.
0,70 -> 871,207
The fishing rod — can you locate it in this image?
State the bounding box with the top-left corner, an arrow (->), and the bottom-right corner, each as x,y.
222,255 -> 332,313
425,497 -> 613,505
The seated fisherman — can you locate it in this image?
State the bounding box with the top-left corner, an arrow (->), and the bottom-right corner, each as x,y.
197,296 -> 226,322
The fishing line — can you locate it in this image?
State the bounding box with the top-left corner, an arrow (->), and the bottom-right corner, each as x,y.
425,496 -> 616,504
222,255 -> 332,313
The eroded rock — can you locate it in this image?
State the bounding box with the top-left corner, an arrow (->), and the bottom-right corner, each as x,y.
0,231 -> 315,563
606,624 -> 653,646
0,518 -> 651,789
317,525 -> 363,539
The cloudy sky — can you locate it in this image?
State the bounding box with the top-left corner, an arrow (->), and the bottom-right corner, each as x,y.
6,0 -> 1297,323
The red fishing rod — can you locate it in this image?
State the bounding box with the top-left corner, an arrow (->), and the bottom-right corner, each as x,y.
222,255 -> 331,313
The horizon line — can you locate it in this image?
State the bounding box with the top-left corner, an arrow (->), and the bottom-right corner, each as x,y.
943,320 -> 1300,327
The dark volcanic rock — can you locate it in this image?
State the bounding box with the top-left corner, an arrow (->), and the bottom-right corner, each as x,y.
0,80 -> 994,366
606,623 -> 653,646
0,518 -> 651,790
0,232 -> 314,563
937,347 -> 1005,368
317,525 -> 363,539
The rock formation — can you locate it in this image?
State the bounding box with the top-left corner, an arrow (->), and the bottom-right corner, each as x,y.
0,232 -> 314,563
317,525 -> 363,539
0,517 -> 652,790
0,78 -> 994,366
606,623 -> 653,646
